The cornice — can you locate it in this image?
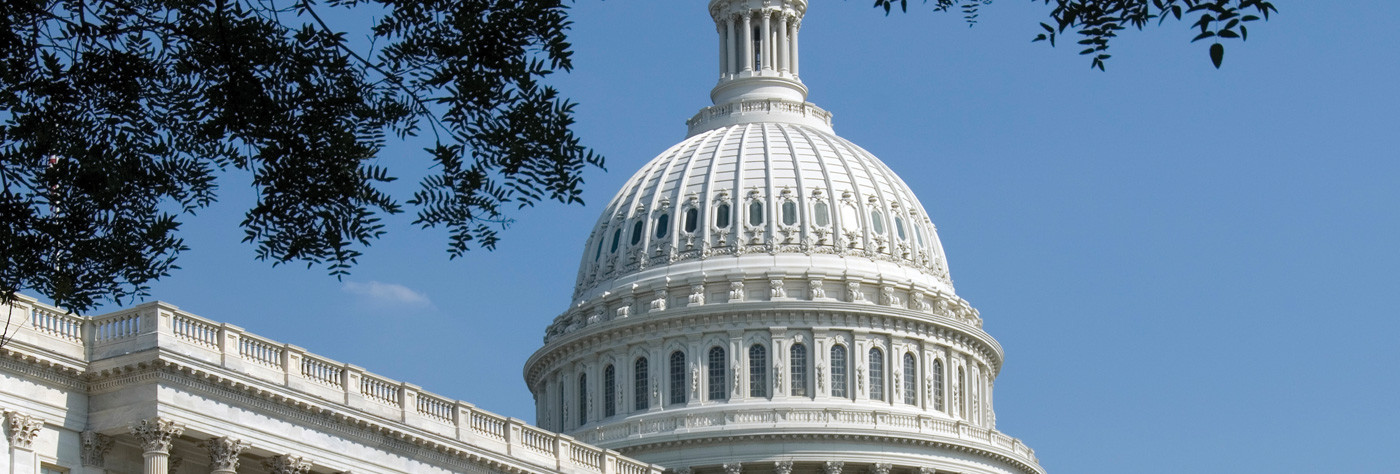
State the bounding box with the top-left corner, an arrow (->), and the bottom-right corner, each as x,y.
0,346 -> 88,391
617,431 -> 1043,474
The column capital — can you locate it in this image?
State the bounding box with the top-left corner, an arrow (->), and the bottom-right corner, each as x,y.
774,461 -> 793,474
4,411 -> 43,450
81,430 -> 115,468
723,463 -> 743,474
822,461 -> 844,474
131,418 -> 185,454
264,454 -> 312,474
870,463 -> 893,474
200,437 -> 251,472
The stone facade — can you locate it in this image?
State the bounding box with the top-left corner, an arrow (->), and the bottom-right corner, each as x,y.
0,296 -> 663,474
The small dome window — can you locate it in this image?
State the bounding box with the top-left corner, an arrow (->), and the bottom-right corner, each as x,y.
611,228 -> 622,253
871,210 -> 885,235
781,201 -> 798,226
655,213 -> 670,239
914,224 -> 925,247
716,203 -> 731,228
813,202 -> 830,227
594,238 -> 604,261
631,220 -> 644,246
895,216 -> 907,240
748,201 -> 764,226
684,208 -> 699,233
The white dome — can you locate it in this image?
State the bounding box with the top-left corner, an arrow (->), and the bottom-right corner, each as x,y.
572,109 -> 955,306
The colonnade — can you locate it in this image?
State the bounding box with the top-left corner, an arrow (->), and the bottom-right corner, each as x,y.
715,8 -> 800,78
1,412 -> 313,474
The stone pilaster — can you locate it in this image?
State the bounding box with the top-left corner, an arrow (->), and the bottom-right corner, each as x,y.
5,411 -> 43,474
81,430 -> 114,468
264,455 -> 312,474
200,437 -> 250,474
132,418 -> 185,474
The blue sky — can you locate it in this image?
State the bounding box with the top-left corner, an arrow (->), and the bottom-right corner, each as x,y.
72,2 -> 1400,473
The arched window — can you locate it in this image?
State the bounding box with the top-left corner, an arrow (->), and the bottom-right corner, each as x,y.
895,216 -> 907,241
557,380 -> 565,430
715,203 -> 731,228
830,345 -> 848,398
933,358 -> 945,412
748,201 -> 764,226
630,220 -> 645,246
903,353 -> 918,405
871,210 -> 885,235
655,213 -> 670,239
813,201 -> 830,227
634,357 -> 649,411
611,228 -> 622,253
669,351 -> 686,405
708,346 -> 727,400
604,364 -> 616,417
684,208 -> 699,233
790,343 -> 808,397
957,367 -> 967,418
749,344 -> 768,398
782,201 -> 798,226
577,373 -> 588,426
869,347 -> 885,401
914,224 -> 925,248
594,238 -> 604,262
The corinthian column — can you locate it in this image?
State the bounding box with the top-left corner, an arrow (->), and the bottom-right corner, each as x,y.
131,418 -> 185,474
200,437 -> 250,474
5,411 -> 44,474
264,455 -> 312,474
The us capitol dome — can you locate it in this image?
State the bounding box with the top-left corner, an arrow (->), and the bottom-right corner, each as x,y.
525,1 -> 1046,473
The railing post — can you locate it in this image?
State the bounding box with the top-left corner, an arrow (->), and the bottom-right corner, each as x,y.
343,364 -> 365,408
401,383 -> 421,424
283,344 -> 306,386
506,419 -> 523,456
555,436 -> 571,471
455,401 -> 478,444
603,452 -> 617,474
218,324 -> 244,368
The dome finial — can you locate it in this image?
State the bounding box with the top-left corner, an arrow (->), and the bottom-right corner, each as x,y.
708,0 -> 809,104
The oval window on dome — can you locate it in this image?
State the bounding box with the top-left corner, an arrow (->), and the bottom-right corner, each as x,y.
813,202 -> 830,227
914,223 -> 925,247
594,237 -> 604,261
684,208 -> 698,233
716,203 -> 731,228
749,201 -> 764,226
895,216 -> 906,240
631,220 -> 644,246
871,210 -> 885,235
655,213 -> 670,239
782,201 -> 798,226
611,228 -> 622,253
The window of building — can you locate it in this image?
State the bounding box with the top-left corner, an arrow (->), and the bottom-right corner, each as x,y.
813,201 -> 830,227
611,228 -> 622,253
869,347 -> 885,401
594,237 -> 604,262
933,358 -> 945,412
669,351 -> 687,405
958,367 -> 967,418
716,203 -> 731,228
634,357 -> 649,411
578,373 -> 588,426
749,344 -> 768,397
41,465 -> 68,474
684,208 -> 699,233
557,379 -> 566,430
790,343 -> 808,397
631,220 -> 645,246
604,364 -> 616,417
914,223 -> 925,248
708,346 -> 727,401
655,213 -> 670,239
895,216 -> 907,241
903,352 -> 918,405
782,200 -> 798,226
831,345 -> 848,398
748,201 -> 764,226
871,210 -> 885,235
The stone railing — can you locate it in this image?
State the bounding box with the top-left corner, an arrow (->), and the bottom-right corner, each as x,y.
575,406 -> 1039,470
1,296 -> 663,474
